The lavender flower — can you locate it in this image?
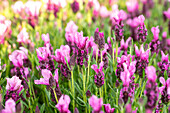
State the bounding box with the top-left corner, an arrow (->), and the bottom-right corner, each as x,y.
9,47 -> 28,68
34,69 -> 53,85
55,95 -> 71,113
17,28 -> 30,44
71,0 -> 79,13
126,17 -> 139,41
159,77 -> 170,104
35,69 -> 62,103
5,76 -> 24,101
135,44 -> 150,77
91,62 -> 105,88
150,26 -> 160,55
120,63 -> 136,104
89,95 -> 103,113
1,98 -> 16,113
103,104 -> 115,113
94,28 -> 105,50
126,0 -> 139,18
120,37 -> 131,55
145,66 -> 159,112
157,51 -> 169,77
53,45 -> 71,79
36,46 -> 55,72
112,10 -> 126,41
137,15 -> 147,43
116,55 -> 136,79
25,1 -> 41,28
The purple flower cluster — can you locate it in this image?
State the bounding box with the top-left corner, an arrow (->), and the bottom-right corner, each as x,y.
159,77 -> 170,104
119,62 -> 136,104
150,26 -> 160,55
71,0 -> 79,13
112,11 -> 125,41
135,44 -> 150,77
5,76 -> 24,101
145,66 -> 159,112
116,55 -> 136,80
157,51 -> 170,78
53,45 -> 71,79
36,34 -> 55,72
89,95 -> 115,113
34,69 -> 62,104
136,15 -> 147,43
91,62 -> 105,88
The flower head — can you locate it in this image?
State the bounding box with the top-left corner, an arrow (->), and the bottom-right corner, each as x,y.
74,31 -> 88,49
65,21 -> 78,43
100,6 -> 110,18
6,76 -> 23,91
120,63 -> 131,87
9,47 -> 28,67
145,66 -> 157,82
89,95 -> 103,112
25,1 -> 41,17
164,8 -> 170,19
138,15 -> 145,25
55,95 -> 71,113
126,0 -> 138,13
1,98 -> 16,113
12,1 -> 25,14
53,45 -> 70,64
159,77 -> 170,94
42,33 -> 50,45
161,51 -> 169,63
103,104 -> 115,113
36,46 -> 51,62
151,26 -> 160,40
34,69 -> 52,85
17,28 -> 30,44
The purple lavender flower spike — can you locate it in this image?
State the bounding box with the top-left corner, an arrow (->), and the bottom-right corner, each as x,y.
91,62 -> 105,88
73,31 -> 89,67
127,17 -> 139,41
150,26 -> 160,55
89,95 -> 103,113
53,45 -> 71,79
36,46 -> 55,72
135,44 -> 150,77
157,51 -> 169,78
145,66 -> 159,112
112,10 -> 126,41
137,15 -> 147,43
103,104 -> 115,113
71,0 -> 79,13
159,77 -> 170,104
55,95 -> 71,113
5,76 -> 24,101
1,98 -> 16,113
120,37 -> 131,55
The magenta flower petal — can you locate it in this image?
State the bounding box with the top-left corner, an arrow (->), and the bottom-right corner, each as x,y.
145,66 -> 157,82
89,95 -> 103,112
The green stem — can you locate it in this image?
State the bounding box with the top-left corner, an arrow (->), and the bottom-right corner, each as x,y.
140,80 -> 146,97
99,88 -> 102,98
82,69 -> 87,112
71,70 -> 75,111
89,103 -> 90,113
87,56 -> 91,85
53,88 -> 58,103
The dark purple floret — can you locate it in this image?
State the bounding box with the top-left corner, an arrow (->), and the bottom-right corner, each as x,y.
71,1 -> 79,13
